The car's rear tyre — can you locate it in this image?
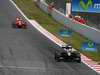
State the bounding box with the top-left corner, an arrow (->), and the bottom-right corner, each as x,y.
12,23 -> 16,28
76,57 -> 81,63
55,55 -> 61,62
23,25 -> 27,29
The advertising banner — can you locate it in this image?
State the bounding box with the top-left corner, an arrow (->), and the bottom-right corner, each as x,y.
81,40 -> 97,51
72,0 -> 100,13
59,29 -> 73,37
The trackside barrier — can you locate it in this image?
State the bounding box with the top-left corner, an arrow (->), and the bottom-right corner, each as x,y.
36,1 -> 49,13
36,0 -> 100,44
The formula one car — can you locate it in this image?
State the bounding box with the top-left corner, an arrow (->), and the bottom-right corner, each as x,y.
74,16 -> 86,24
55,44 -> 81,63
12,17 -> 27,29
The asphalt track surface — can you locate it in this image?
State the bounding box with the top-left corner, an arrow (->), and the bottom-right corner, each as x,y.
0,0 -> 99,75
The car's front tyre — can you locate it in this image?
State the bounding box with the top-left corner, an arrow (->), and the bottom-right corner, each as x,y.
76,57 -> 81,63
55,53 -> 61,62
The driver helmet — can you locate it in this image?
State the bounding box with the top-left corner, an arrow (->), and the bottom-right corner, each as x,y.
16,17 -> 20,21
66,45 -> 72,51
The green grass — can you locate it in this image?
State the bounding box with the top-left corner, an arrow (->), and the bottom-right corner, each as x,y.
14,0 -> 100,61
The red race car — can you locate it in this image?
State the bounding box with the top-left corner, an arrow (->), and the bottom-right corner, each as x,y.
12,17 -> 27,29
74,16 -> 86,24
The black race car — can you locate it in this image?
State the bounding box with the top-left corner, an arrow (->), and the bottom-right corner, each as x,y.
55,44 -> 81,63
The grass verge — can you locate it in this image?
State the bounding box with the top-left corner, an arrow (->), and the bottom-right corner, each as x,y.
14,0 -> 100,61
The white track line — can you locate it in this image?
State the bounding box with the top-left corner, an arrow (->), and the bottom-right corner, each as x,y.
0,65 -> 46,70
29,20 -> 66,46
0,65 -> 68,71
9,0 -> 100,74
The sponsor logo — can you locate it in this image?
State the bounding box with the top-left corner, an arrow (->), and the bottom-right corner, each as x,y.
80,0 -> 93,10
72,0 -> 100,13
81,40 -> 97,51
59,29 -> 73,37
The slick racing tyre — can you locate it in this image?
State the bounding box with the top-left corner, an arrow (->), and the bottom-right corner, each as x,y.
55,54 -> 61,62
76,57 -> 81,63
